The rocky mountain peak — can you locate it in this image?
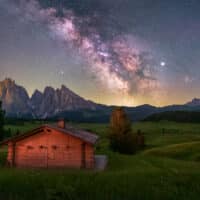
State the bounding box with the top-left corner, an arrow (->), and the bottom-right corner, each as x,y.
60,85 -> 74,94
2,77 -> 15,84
0,78 -> 31,117
61,84 -> 67,90
31,89 -> 42,97
0,78 -> 100,118
44,86 -> 55,94
186,98 -> 200,106
30,89 -> 43,108
0,78 -> 15,89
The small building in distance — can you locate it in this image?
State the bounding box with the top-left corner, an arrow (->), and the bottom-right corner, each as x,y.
0,120 -> 99,169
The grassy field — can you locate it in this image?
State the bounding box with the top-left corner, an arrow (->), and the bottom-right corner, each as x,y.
1,121 -> 200,199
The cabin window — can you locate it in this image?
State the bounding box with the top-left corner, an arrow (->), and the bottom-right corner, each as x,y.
39,145 -> 47,149
52,145 -> 57,150
66,145 -> 70,149
27,145 -> 34,150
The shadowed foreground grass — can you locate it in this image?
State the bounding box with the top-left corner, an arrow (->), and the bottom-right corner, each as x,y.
0,154 -> 200,200
1,121 -> 200,200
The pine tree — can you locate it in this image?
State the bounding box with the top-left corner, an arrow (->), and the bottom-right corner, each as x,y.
109,107 -> 136,154
0,101 -> 5,141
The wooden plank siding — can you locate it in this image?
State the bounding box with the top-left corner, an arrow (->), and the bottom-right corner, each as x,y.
7,128 -> 95,169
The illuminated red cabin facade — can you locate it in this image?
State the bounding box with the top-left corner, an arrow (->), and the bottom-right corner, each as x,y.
0,120 -> 98,169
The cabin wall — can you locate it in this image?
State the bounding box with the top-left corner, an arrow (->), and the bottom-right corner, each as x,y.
7,142 -> 14,166
85,144 -> 95,169
11,128 -> 95,169
46,129 -> 82,168
15,131 -> 48,168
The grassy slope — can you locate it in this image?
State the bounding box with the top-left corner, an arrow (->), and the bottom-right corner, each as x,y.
143,141 -> 200,161
1,121 -> 200,199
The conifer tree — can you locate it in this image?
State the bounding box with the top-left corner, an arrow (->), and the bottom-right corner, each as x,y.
109,107 -> 136,154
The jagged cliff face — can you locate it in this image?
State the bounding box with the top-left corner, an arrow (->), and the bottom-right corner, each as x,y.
0,78 -> 99,118
30,85 -> 98,118
0,78 -> 31,117
2,78 -> 200,120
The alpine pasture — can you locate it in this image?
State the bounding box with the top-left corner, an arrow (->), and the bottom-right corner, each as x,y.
0,121 -> 200,200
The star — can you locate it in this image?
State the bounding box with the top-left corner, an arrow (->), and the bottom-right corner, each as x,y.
58,69 -> 65,76
160,61 -> 166,67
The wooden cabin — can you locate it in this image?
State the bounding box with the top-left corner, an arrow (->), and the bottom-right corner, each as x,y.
0,120 -> 99,169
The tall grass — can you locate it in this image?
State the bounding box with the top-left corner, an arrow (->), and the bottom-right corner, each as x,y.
1,121 -> 200,200
0,155 -> 200,200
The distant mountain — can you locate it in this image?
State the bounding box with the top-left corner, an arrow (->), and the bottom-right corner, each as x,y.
30,89 -> 43,113
185,98 -> 200,106
0,78 -> 100,119
0,78 -> 31,117
30,85 -> 100,118
1,78 -> 200,122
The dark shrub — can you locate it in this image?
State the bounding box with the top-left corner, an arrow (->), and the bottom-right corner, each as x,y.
136,130 -> 145,149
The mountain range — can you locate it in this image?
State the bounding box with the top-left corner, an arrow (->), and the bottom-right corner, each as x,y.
0,78 -> 200,122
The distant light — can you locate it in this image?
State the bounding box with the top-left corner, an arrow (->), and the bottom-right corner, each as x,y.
58,69 -> 65,76
160,61 -> 166,67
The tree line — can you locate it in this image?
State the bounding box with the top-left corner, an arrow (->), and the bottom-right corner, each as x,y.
143,111 -> 200,123
0,101 -> 144,154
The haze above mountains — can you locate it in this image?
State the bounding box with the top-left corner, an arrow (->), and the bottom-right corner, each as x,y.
0,78 -> 200,122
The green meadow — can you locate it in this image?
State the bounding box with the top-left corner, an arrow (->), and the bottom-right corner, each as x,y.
1,121 -> 200,200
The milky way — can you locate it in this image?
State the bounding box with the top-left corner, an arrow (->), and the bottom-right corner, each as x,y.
1,0 -> 200,106
2,0 -> 164,104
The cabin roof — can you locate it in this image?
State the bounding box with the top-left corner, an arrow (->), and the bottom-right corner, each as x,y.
0,124 -> 99,146
47,124 -> 99,144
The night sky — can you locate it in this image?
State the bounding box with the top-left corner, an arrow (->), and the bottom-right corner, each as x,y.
0,0 -> 200,106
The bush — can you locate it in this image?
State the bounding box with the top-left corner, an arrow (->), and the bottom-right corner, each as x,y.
0,150 -> 7,167
136,130 -> 145,149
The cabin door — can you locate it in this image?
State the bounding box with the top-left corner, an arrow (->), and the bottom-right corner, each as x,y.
81,143 -> 86,168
